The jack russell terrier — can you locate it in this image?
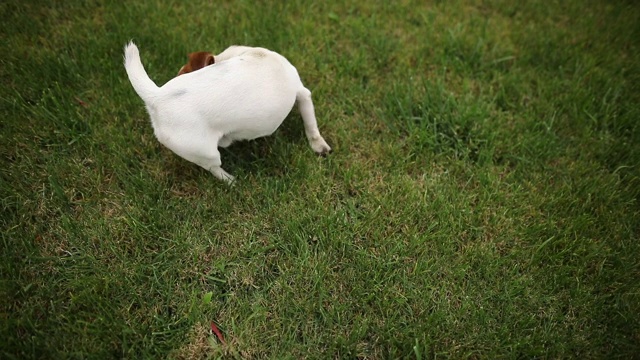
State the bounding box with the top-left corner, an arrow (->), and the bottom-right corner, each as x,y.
123,42 -> 331,183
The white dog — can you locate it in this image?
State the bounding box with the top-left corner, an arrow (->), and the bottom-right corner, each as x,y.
123,42 -> 331,183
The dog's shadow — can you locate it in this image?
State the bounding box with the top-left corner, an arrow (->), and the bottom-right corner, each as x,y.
166,112 -> 310,182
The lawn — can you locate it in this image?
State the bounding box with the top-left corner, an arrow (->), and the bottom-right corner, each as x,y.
1,0 -> 639,358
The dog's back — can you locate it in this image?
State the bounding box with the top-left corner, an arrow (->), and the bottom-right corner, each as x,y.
156,48 -> 300,140
124,42 -> 299,148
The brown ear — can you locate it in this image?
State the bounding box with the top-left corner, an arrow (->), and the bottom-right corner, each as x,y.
178,52 -> 214,76
177,53 -> 195,75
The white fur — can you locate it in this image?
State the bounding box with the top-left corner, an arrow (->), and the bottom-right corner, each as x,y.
123,42 -> 331,183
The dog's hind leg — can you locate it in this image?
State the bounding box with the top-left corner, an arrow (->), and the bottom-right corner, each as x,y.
218,135 -> 233,148
189,148 -> 235,184
163,131 -> 235,184
296,87 -> 332,155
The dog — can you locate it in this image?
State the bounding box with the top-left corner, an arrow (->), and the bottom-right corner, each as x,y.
177,51 -> 214,75
123,42 -> 331,183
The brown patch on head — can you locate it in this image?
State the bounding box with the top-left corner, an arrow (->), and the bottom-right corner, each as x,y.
178,51 -> 215,75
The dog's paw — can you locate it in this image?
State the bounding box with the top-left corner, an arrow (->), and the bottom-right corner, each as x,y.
210,167 -> 236,185
310,137 -> 332,156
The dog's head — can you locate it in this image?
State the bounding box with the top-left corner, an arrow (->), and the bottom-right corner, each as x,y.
178,51 -> 215,75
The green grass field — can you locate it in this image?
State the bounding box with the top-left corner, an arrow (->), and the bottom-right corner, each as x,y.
2,0 -> 639,358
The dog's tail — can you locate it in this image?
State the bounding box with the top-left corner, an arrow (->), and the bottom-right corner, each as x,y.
123,41 -> 159,103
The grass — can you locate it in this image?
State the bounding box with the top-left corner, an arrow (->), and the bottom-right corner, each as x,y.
1,0 -> 639,358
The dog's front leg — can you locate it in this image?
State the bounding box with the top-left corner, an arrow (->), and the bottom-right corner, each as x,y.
296,88 -> 332,155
